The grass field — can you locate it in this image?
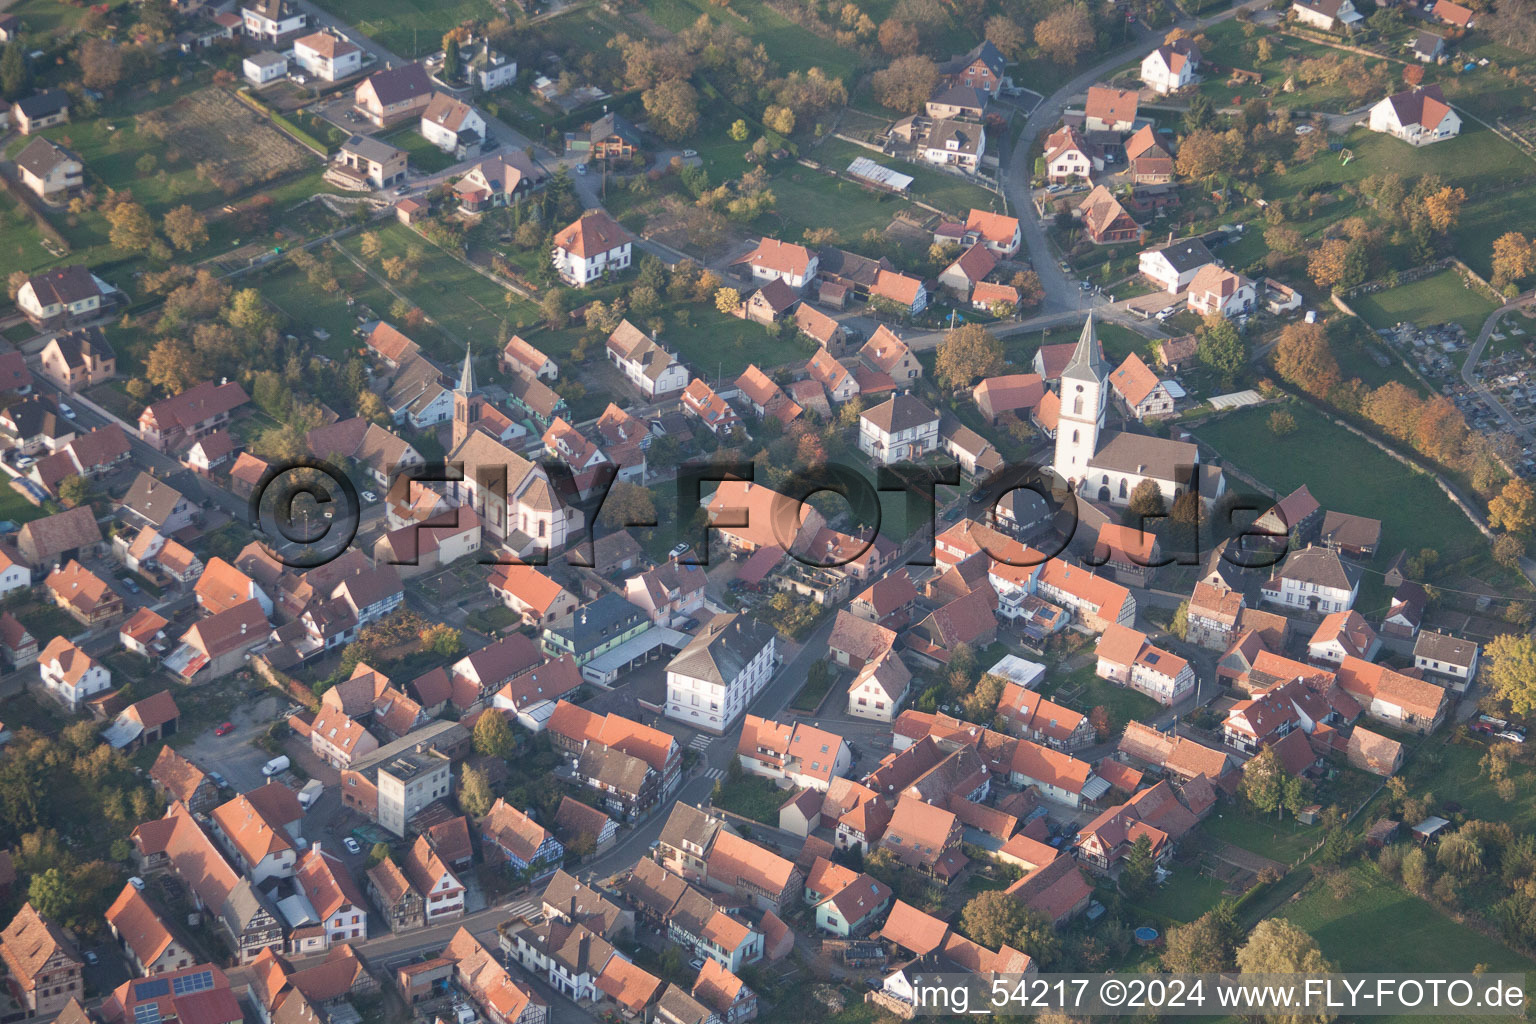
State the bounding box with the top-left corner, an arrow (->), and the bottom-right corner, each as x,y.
1198,21 -> 1396,113
1193,402 -> 1486,564
307,0 -> 499,58
642,0 -> 863,82
384,126 -> 458,174
752,170 -> 913,243
1253,121 -> 1536,281
811,137 -> 1000,219
338,222 -> 541,350
0,191 -> 61,283
1201,806 -> 1321,865
1042,663 -> 1162,738
1283,864 -> 1531,974
710,775 -> 788,824
1349,269 -> 1499,338
1125,869 -> 1233,924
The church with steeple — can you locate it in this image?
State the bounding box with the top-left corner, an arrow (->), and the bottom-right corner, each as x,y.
1052,313 -> 1224,509
442,346 -> 582,556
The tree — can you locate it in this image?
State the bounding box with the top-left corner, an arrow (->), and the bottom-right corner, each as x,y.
1163,907 -> 1238,972
984,13 -> 1030,57
1273,321 -> 1339,397
226,288 -> 278,337
1420,185 -> 1467,234
959,890 -> 1029,950
1128,479 -> 1165,519
27,868 -> 71,923
57,475 -> 94,510
1269,409 -> 1297,436
1237,920 -> 1335,1016
643,79 -> 701,141
145,338 -> 203,395
935,323 -> 1003,390
1175,128 -> 1238,183
1120,834 -> 1156,897
599,482 -> 657,528
441,32 -> 461,82
78,38 -> 125,91
878,18 -> 920,54
356,390 -> 388,423
421,623 -> 463,657
728,119 -> 750,141
1241,745 -> 1287,816
107,201 -> 155,254
540,288 -> 569,331
1490,478 -> 1536,535
1494,532 -> 1526,569
1307,237 -> 1368,292
1034,5 -> 1095,64
1197,313 -> 1246,387
365,842 -> 391,868
763,105 -> 795,135
961,673 -> 1006,722
1437,832 -> 1484,879
0,41 -> 28,101
714,287 -> 742,314
871,55 -> 939,113
1170,600 -> 1189,641
459,765 -> 494,816
1011,270 -> 1045,311
1088,705 -> 1111,741
1492,232 -> 1536,288
162,206 -> 208,252
473,710 -> 516,758
1487,633 -> 1536,716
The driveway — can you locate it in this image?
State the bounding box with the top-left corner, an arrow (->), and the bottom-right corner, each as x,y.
176,692 -> 289,794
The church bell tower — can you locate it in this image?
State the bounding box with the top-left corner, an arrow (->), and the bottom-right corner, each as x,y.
1052,313 -> 1108,490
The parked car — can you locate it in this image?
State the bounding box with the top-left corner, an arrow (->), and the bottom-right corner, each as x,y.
343,837 -> 362,855
361,490 -> 378,503
208,772 -> 228,789
215,722 -> 235,736
119,576 -> 140,594
84,952 -> 99,965
1499,730 -> 1527,744
14,455 -> 33,468
58,402 -> 75,418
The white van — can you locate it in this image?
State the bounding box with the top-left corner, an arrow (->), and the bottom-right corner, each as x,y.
262,755 -> 291,776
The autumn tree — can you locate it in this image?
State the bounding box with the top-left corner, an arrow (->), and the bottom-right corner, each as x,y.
1034,5 -> 1095,64
459,765 -> 494,816
935,323 -> 1003,390
145,338 -> 203,395
1175,128 -> 1242,184
1011,269 -> 1045,311
57,475 -> 94,510
871,55 -> 939,113
441,31 -> 461,81
1307,237 -> 1368,292
763,105 -> 795,135
473,709 -> 516,758
1492,232 -> 1536,289
1269,408 -> 1297,435
1489,478 -> 1536,535
107,201 -> 155,254
1272,321 -> 1339,397
599,482 -> 657,528
78,38 -> 125,91
984,13 -> 1030,57
728,119 -> 750,141
1494,532 -> 1526,569
959,890 -> 1029,950
1236,920 -> 1335,1023
1128,479 -> 1165,519
714,287 -> 742,314
1162,906 -> 1238,973
1487,632 -> 1536,716
643,79 -> 701,141
961,673 -> 1006,723
1170,600 -> 1189,641
877,18 -> 920,54
1420,185 -> 1467,234
163,206 -> 208,252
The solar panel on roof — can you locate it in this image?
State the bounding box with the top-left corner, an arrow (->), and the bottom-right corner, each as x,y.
133,1003 -> 161,1024
134,979 -> 170,1001
172,970 -> 215,996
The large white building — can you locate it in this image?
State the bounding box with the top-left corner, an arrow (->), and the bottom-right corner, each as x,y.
553,210 -> 634,288
1368,84 -> 1461,146
858,395 -> 939,466
665,614 -> 777,734
1053,315 -> 1223,509
293,31 -> 363,82
1140,40 -> 1201,95
1260,544 -> 1360,614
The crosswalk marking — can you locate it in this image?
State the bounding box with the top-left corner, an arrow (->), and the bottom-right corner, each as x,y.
703,767 -> 725,781
688,734 -> 712,752
504,898 -> 538,919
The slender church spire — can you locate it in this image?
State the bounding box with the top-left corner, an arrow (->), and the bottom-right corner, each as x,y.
1061,311 -> 1108,384
458,345 -> 476,394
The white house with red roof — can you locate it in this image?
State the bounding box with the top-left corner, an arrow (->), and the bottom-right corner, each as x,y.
1186,265 -> 1256,318
1140,39 -> 1201,95
1106,352 -> 1175,420
732,238 -> 818,291
1043,126 -> 1099,183
1095,623 -> 1195,705
965,209 -> 1021,256
1369,84 -> 1460,145
552,210 -> 634,287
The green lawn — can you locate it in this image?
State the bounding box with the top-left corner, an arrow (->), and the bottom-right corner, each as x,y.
1283,863 -> 1532,974
811,138 -> 1000,219
641,0 -> 862,81
1123,868 -> 1234,924
3,0 -> 90,36
1349,269 -> 1499,338
711,775 -> 789,825
0,485 -> 47,526
383,126 -> 459,175
1253,121 -> 1536,280
752,170 -> 913,244
1201,807 -> 1322,865
1197,20 -> 1396,113
1193,402 -> 1487,564
657,305 -> 815,379
339,222 -> 541,351
0,191 -> 61,283
1041,663 -> 1162,738
306,0 -> 499,58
